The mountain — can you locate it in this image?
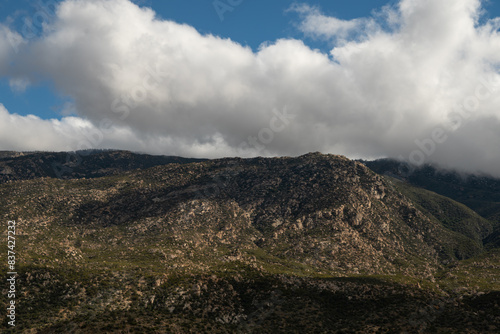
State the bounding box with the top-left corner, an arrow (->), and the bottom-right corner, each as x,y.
363,159 -> 500,226
0,149 -> 205,183
363,158 -> 500,251
389,179 -> 493,243
1,152 -> 499,333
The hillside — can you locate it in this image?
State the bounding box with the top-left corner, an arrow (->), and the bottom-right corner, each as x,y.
363,159 -> 500,226
0,150 -> 205,183
0,152 -> 499,332
390,179 -> 493,243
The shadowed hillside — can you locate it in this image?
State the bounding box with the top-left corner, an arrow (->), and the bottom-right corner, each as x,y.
0,152 -> 498,332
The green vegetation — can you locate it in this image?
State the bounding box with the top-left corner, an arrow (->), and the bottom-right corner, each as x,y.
0,151 -> 498,332
392,177 -> 493,241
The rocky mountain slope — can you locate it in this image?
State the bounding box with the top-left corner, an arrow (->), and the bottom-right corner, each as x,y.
363,159 -> 500,226
0,152 -> 499,332
390,179 -> 493,245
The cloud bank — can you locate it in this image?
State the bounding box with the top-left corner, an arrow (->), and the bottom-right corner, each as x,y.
1,0 -> 500,176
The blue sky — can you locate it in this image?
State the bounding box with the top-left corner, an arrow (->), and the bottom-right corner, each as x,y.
0,0 -> 400,120
1,0 -> 500,120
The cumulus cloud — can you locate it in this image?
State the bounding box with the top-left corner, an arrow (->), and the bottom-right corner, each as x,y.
1,0 -> 500,176
289,3 -> 377,42
0,25 -> 23,71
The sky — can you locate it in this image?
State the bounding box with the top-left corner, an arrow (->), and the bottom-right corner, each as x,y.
1,0 -> 500,177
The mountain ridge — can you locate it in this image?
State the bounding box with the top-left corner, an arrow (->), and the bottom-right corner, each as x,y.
1,151 -> 499,332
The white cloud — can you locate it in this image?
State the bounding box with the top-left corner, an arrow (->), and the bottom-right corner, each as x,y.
289,3 -> 376,41
0,25 -> 23,70
8,77 -> 30,92
0,0 -> 500,176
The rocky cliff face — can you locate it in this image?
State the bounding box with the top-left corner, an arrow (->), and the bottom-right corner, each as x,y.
1,152 -> 498,332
